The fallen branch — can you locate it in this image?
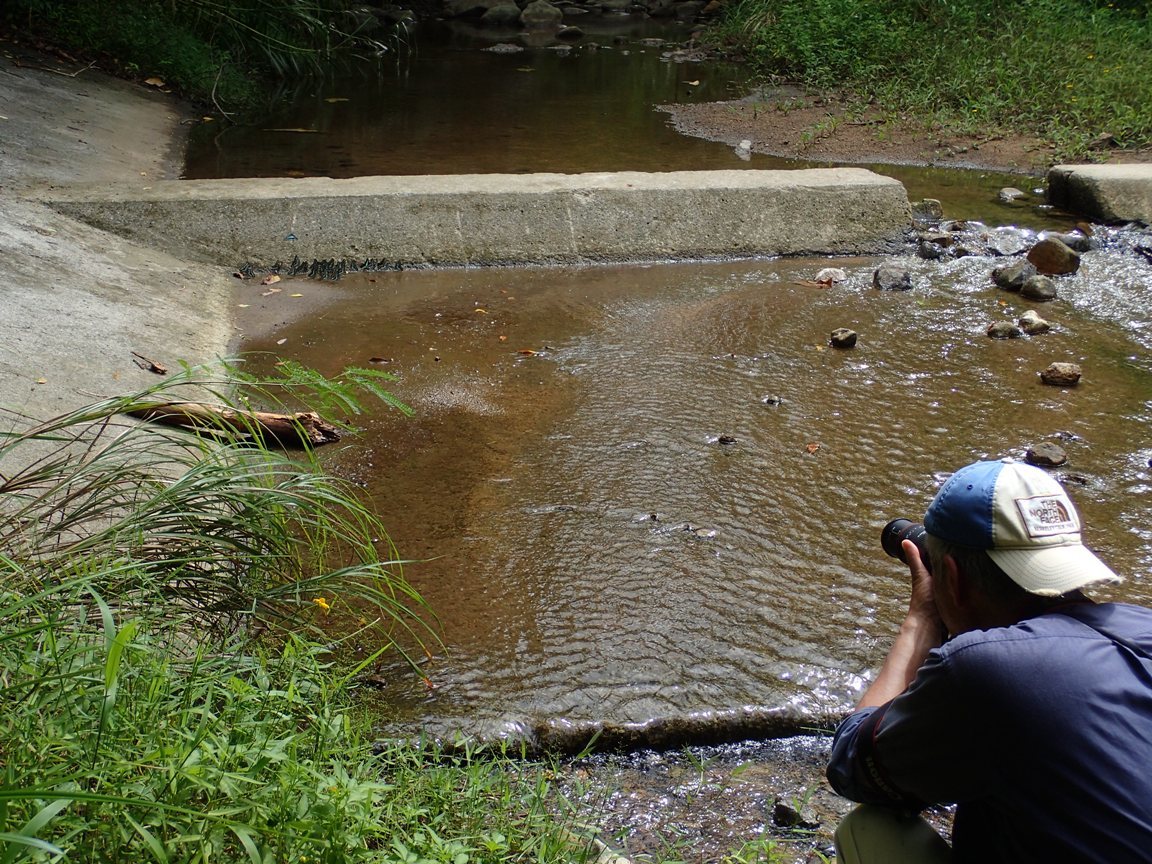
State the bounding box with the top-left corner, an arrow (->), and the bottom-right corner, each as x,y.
124,401 -> 342,449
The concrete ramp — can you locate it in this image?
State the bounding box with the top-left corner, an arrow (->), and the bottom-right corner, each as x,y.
1048,164 -> 1152,225
42,169 -> 911,268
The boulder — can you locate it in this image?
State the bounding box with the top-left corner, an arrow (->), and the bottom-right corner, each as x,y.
521,0 -> 563,27
556,24 -> 584,38
481,3 -> 524,24
1020,274 -> 1057,301
985,227 -> 1031,256
1045,231 -> 1095,253
1018,310 -> 1052,335
998,187 -> 1028,203
1027,237 -> 1081,275
674,0 -> 707,20
911,198 -> 944,224
1026,442 -> 1068,467
830,327 -> 858,349
873,264 -> 912,291
991,259 -> 1037,291
987,321 -> 1023,339
1040,362 -> 1082,386
815,267 -> 847,284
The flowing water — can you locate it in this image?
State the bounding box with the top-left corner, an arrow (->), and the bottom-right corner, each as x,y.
201,20 -> 1152,753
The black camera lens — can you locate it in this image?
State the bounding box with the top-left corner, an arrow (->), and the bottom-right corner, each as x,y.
881,518 -> 930,571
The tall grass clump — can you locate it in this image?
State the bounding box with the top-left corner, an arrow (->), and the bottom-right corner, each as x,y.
0,362 -> 595,863
1,0 -> 404,109
710,0 -> 1152,157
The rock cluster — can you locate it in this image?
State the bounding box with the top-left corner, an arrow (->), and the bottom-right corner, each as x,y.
435,0 -> 725,30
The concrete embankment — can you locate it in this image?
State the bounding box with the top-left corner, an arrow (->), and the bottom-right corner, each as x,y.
1047,163 -> 1152,225
42,168 -> 913,268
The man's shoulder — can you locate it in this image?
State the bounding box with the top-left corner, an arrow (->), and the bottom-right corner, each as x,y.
941,602 -> 1152,662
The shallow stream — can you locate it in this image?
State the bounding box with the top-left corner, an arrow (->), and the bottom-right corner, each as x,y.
204,18 -> 1152,858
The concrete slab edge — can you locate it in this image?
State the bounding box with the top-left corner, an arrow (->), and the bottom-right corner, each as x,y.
40,168 -> 913,268
1047,163 -> 1152,225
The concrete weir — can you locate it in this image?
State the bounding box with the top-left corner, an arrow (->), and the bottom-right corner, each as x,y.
43,168 -> 912,268
1047,163 -> 1152,225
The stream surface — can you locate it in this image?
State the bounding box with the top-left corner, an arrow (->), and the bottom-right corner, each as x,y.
207,19 -> 1152,755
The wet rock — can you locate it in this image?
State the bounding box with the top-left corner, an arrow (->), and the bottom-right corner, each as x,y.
911,198 -> 944,225
481,3 -> 522,24
873,264 -> 912,291
556,24 -> 584,39
814,267 -> 847,284
1040,362 -> 1082,386
483,41 -> 524,52
1046,230 -> 1096,253
1018,310 -> 1052,335
1021,274 -> 1057,301
918,231 -> 954,248
772,796 -> 821,831
1027,237 -> 1081,275
985,227 -> 1032,257
991,259 -> 1037,291
761,395 -> 783,406
520,0 -> 563,28
1026,442 -> 1068,467
830,327 -> 858,349
717,435 -> 738,445
917,240 -> 946,260
987,321 -> 1023,339
445,0 -> 492,17
998,187 -> 1028,203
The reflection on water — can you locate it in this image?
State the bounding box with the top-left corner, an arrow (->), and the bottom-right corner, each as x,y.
237,230 -> 1152,742
184,19 -> 1070,230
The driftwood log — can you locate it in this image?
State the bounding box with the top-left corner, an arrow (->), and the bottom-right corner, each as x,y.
124,401 -> 341,449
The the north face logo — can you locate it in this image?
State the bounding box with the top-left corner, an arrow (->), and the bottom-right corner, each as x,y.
1016,495 -> 1078,537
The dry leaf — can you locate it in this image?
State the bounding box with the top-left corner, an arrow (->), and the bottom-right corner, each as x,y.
686,79 -> 700,86
131,351 -> 168,375
36,378 -> 47,384
260,274 -> 281,286
498,335 -> 508,342
290,293 -> 303,297
805,442 -> 821,454
276,338 -> 288,345
261,287 -> 281,296
474,308 -> 487,314
143,76 -> 166,87
325,97 -> 349,103
237,303 -> 250,308
517,349 -> 539,356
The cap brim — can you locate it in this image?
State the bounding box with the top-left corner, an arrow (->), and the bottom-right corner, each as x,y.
989,544 -> 1122,596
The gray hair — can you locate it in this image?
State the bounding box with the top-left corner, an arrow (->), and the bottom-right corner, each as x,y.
924,533 -> 1033,604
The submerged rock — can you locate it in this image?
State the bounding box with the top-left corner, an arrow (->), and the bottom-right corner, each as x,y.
1040,362 -> 1082,386
873,264 -> 912,291
1018,310 -> 1052,335
1026,442 -> 1068,467
521,0 -> 563,28
830,327 -> 858,348
1021,274 -> 1057,301
992,259 -> 1037,291
1027,237 -> 1081,275
988,321 -> 1023,339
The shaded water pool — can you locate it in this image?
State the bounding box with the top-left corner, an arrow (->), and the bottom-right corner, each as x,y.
236,231 -> 1152,745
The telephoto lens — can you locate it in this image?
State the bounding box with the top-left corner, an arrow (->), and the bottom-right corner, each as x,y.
881,518 -> 931,572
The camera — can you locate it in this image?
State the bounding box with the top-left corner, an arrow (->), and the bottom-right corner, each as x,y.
881,518 -> 931,571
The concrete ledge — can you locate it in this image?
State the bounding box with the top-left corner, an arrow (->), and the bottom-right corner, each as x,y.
1047,164 -> 1152,225
42,169 -> 911,267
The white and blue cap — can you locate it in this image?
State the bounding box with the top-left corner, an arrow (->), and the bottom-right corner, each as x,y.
924,458 -> 1121,596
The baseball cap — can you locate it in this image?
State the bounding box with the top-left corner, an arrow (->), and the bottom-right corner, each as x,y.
923,458 -> 1121,596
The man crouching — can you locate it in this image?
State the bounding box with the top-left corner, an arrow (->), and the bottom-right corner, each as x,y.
827,458 -> 1152,863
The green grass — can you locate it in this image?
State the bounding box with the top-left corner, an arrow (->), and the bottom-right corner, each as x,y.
708,0 -> 1152,159
1,0 -> 403,111
0,362 -> 597,862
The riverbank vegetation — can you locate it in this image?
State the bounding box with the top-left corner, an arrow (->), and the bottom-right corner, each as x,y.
0,364 -> 594,862
709,0 -> 1152,158
1,0 -> 402,109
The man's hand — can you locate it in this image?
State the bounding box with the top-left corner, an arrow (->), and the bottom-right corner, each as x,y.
853,539 -> 947,711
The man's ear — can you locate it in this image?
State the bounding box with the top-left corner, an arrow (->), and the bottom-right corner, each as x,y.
939,551 -> 967,610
